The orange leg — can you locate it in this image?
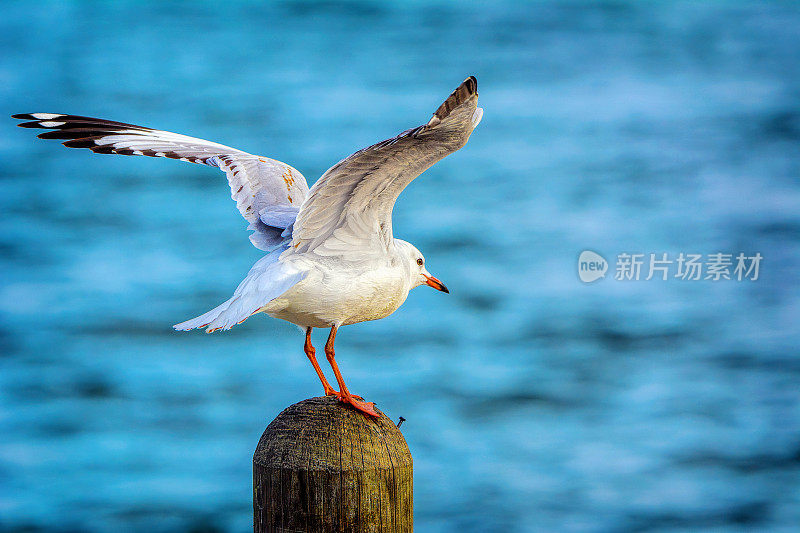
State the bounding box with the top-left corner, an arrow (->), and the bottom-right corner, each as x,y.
325,326 -> 378,418
304,327 -> 338,397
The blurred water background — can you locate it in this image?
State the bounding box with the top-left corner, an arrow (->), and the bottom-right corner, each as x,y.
1,1 -> 799,532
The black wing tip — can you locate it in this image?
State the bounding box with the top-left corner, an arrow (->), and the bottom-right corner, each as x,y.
464,76 -> 477,93
12,113 -> 42,120
13,112 -> 65,122
62,138 -> 97,149
12,113 -> 147,132
428,76 -> 479,127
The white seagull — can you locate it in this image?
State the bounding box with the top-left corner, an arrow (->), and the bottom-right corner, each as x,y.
14,76 -> 482,416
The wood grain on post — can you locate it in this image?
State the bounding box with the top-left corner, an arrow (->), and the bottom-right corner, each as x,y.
253,396 -> 413,532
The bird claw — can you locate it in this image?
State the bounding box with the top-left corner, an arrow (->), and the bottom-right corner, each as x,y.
328,392 -> 378,417
325,389 -> 363,401
348,399 -> 379,418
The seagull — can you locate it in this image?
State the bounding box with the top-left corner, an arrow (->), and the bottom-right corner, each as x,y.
13,76 -> 482,417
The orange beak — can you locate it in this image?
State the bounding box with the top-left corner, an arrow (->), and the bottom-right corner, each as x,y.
424,274 -> 449,294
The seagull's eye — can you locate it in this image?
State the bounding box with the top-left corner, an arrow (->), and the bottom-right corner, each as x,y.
416,258 -> 424,266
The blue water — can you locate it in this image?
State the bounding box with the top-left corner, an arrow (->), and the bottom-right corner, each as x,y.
1,1 -> 799,532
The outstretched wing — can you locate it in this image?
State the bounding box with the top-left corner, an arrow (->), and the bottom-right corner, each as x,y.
290,76 -> 482,261
12,113 -> 309,250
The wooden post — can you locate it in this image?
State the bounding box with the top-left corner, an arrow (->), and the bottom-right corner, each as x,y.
253,396 -> 413,532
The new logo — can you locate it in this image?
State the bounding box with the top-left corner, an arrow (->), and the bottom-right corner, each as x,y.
578,250 -> 608,283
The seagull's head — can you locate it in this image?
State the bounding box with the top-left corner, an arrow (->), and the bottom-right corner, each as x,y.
397,241 -> 449,294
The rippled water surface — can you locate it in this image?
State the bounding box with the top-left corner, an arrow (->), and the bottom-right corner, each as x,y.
1,1 -> 799,532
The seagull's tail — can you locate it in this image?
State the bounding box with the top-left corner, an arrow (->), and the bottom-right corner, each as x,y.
173,298 -> 238,333
173,247 -> 308,334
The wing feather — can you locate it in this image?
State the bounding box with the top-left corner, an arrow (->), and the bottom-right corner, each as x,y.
290,77 -> 481,260
12,113 -> 309,250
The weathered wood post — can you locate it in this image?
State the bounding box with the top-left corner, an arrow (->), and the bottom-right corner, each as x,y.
253,396 -> 413,532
